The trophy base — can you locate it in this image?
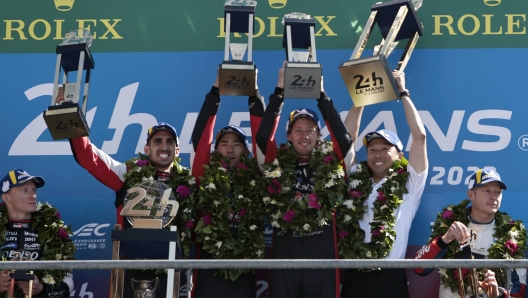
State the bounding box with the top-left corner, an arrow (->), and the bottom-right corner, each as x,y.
284,62 -> 322,99
339,55 -> 399,107
43,102 -> 90,140
132,218 -> 163,229
219,61 -> 256,96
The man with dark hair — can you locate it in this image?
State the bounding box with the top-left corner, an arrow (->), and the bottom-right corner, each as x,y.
0,169 -> 75,297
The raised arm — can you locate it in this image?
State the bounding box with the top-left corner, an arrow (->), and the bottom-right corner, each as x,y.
344,105 -> 363,166
394,70 -> 428,174
248,70 -> 266,157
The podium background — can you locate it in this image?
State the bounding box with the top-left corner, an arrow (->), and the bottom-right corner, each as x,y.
1,0 -> 528,297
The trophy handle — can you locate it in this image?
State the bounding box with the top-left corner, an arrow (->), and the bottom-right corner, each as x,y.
151,277 -> 159,290
457,268 -> 465,298
27,270 -> 34,298
8,278 -> 14,298
131,277 -> 139,289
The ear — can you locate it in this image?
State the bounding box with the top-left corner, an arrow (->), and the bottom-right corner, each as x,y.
1,193 -> 10,204
174,147 -> 180,157
287,133 -> 293,143
398,151 -> 404,159
144,145 -> 150,156
467,189 -> 474,202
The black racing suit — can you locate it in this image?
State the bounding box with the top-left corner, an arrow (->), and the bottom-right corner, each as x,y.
2,220 -> 72,297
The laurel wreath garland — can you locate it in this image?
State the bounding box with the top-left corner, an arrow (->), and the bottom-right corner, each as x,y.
259,141 -> 347,236
194,153 -> 265,281
427,199 -> 527,294
123,153 -> 197,258
336,157 -> 409,259
0,202 -> 75,297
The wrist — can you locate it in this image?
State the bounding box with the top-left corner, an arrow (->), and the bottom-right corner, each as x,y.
399,89 -> 410,98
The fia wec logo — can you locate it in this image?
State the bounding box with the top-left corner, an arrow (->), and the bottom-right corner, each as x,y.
72,223 -> 110,237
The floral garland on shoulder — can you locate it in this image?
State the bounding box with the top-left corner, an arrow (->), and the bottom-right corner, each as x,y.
428,199 -> 527,294
259,141 -> 347,235
194,153 -> 265,281
123,153 -> 197,258
336,157 -> 409,259
0,202 -> 75,297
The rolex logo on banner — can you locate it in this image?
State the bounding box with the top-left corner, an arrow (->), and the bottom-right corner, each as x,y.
54,0 -> 75,11
268,0 -> 287,9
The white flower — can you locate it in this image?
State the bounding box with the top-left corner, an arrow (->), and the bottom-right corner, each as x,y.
303,224 -> 310,231
206,183 -> 216,190
349,179 -> 362,189
183,208 -> 191,213
250,225 -> 257,230
330,173 -> 337,179
438,268 -> 448,278
250,180 -> 256,187
357,164 -> 362,171
256,250 -> 263,257
272,158 -> 279,166
510,238 -> 518,244
380,205 -> 389,210
187,177 -> 196,185
319,218 -> 328,226
213,200 -> 221,207
281,186 -> 291,192
270,200 -> 277,205
218,167 -> 227,172
2,181 -> 9,193
324,180 -> 335,188
365,251 -> 372,258
36,202 -> 43,211
204,236 -> 210,241
45,202 -> 52,208
238,195 -> 244,199
447,207 -> 452,211
336,167 -> 345,178
42,274 -> 55,285
216,241 -> 222,248
504,253 -> 513,260
509,230 -> 520,239
263,197 -> 270,204
343,200 -> 354,209
270,170 -> 281,178
344,215 -> 352,222
390,187 -> 396,193
390,172 -> 398,178
55,254 -> 62,260
51,222 -> 58,228
521,223 -> 526,231
271,220 -> 280,228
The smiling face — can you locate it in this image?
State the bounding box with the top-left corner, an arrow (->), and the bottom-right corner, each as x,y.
214,132 -> 249,168
144,130 -> 180,172
1,180 -> 37,220
366,138 -> 403,182
468,181 -> 503,222
287,117 -> 321,159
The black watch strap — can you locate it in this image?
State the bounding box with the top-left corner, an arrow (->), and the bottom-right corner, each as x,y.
400,90 -> 410,98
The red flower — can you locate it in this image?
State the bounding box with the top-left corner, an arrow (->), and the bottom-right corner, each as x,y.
280,145 -> 288,151
176,185 -> 191,198
185,220 -> 195,229
308,193 -> 321,210
441,210 -> 454,220
397,168 -> 404,174
324,156 -> 333,164
56,228 -> 69,239
349,190 -> 362,198
283,210 -> 296,223
453,268 -> 469,280
505,240 -> 518,255
238,208 -> 247,218
338,230 -> 349,239
377,191 -> 386,203
220,161 -> 228,169
267,185 -> 275,194
203,213 -> 212,225
508,220 -> 516,224
372,229 -> 381,237
56,211 -> 61,219
136,159 -> 149,167
236,163 -> 248,170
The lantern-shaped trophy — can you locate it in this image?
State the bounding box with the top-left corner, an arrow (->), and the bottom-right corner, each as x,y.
43,28 -> 95,140
282,12 -> 321,99
219,0 -> 257,96
338,0 -> 424,106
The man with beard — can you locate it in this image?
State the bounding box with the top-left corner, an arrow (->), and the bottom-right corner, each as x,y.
190,71 -> 265,298
254,63 -> 354,298
0,169 -> 74,297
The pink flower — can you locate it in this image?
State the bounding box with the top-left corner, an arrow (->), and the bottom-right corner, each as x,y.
185,220 -> 195,229
136,159 -> 149,167
56,228 -> 69,239
324,156 -> 333,164
508,220 -> 516,224
203,213 -> 212,225
176,185 -> 191,198
441,210 -> 454,220
236,163 -> 248,170
308,193 -> 321,210
283,210 -> 296,223
56,211 -> 61,219
267,185 -> 275,194
220,161 -> 228,169
272,179 -> 281,189
280,145 -> 288,151
377,191 -> 386,203
349,190 -> 362,198
453,268 -> 468,280
505,240 -> 518,255
397,168 -> 404,174
238,208 -> 247,218
372,226 -> 384,237
338,230 -> 349,239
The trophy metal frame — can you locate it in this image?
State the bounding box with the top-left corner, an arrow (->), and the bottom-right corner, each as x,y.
43,29 -> 95,140
339,0 -> 423,106
219,0 -> 257,96
7,252 -> 35,298
282,13 -> 322,99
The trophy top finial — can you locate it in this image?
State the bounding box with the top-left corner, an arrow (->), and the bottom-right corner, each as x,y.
411,0 -> 423,10
60,28 -> 94,47
282,12 -> 312,24
224,0 -> 257,7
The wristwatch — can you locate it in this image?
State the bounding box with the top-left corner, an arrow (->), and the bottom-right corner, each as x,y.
399,89 -> 410,98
